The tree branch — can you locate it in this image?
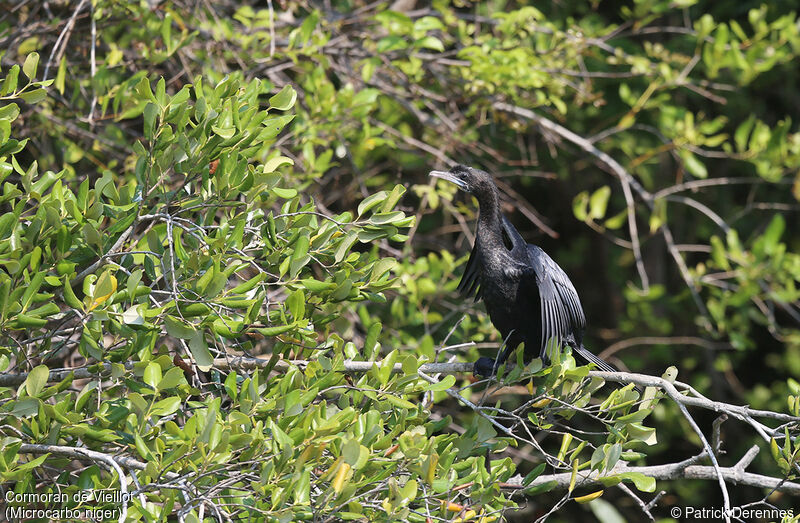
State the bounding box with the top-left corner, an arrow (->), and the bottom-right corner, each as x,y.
508,448 -> 800,495
18,444 -> 129,523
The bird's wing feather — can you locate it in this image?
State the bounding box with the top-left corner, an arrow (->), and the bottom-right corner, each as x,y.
458,239 -> 482,300
525,244 -> 586,359
500,215 -> 528,257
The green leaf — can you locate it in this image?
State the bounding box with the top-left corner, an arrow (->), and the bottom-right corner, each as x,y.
25,365 -> 49,397
604,208 -> 627,230
358,191 -> 387,216
334,230 -> 359,263
22,52 -> 39,80
256,324 -> 296,336
269,85 -> 297,111
12,398 -> 40,417
364,322 -> 382,357
134,433 -> 152,460
0,102 -> 20,121
258,115 -> 295,140
94,271 -> 116,300
151,396 -> 181,416
616,472 -> 656,492
54,57 -> 67,94
377,36 -> 407,53
734,115 -> 755,152
557,433 -> 573,462
523,480 -> 557,496
572,191 -> 589,221
681,150 -> 708,178
292,234 -> 310,261
588,498 -> 627,523
522,463 -> 546,486
211,125 -> 235,139
627,423 -> 657,445
143,103 -> 158,140
342,438 -> 364,467
381,184 -> 406,213
189,331 -> 213,372
20,271 -> 45,313
415,36 -> 444,52
413,16 -> 444,32
368,211 -> 406,225
143,362 -> 162,388
264,156 -> 294,174
1,65 -> 20,96
121,304 -> 144,325
271,186 -> 297,198
384,394 -> 416,409
424,375 -> 455,391
63,277 -> 84,311
0,213 -> 16,239
284,389 -> 302,417
287,289 -> 305,320
589,186 -> 611,220
475,415 -> 497,442
165,316 -> 196,339
299,278 -> 336,292
605,443 -> 622,471
762,214 -> 785,251
158,367 -> 187,390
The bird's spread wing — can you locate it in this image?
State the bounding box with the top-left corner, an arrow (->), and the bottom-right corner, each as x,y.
458,239 -> 482,301
525,244 -> 586,360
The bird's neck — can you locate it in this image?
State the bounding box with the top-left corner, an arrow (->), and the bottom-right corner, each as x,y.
475,188 -> 504,247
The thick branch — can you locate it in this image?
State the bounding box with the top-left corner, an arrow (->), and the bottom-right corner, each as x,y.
515,449 -> 800,495
592,370 -> 800,425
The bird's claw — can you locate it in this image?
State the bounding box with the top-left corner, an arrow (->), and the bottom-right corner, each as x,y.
473,357 -> 498,378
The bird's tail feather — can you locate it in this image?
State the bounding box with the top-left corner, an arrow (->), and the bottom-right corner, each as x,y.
573,345 -> 642,393
572,345 -> 617,373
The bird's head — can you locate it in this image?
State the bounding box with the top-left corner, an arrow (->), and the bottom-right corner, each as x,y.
429,165 -> 493,195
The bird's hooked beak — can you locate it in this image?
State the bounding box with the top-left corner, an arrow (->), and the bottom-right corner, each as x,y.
429,170 -> 469,192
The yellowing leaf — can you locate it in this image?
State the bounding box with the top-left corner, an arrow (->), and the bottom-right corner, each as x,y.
332,462 -> 351,494
453,510 -> 478,522
574,490 -> 604,503
531,397 -> 551,408
443,501 -> 464,512
88,273 -> 117,311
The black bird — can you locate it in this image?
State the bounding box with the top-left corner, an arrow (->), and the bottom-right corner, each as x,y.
430,165 -> 616,377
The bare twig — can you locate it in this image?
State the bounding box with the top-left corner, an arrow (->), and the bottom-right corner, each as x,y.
43,0 -> 90,81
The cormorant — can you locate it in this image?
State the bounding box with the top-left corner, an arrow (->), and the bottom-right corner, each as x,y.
430,165 -> 617,377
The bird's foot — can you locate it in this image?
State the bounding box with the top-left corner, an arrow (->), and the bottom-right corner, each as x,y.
473,357 -> 498,378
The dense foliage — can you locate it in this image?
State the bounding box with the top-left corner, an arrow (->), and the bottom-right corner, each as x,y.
1,1 -> 799,522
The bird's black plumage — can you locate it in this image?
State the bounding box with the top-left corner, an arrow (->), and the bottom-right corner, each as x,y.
431,165 -> 616,376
